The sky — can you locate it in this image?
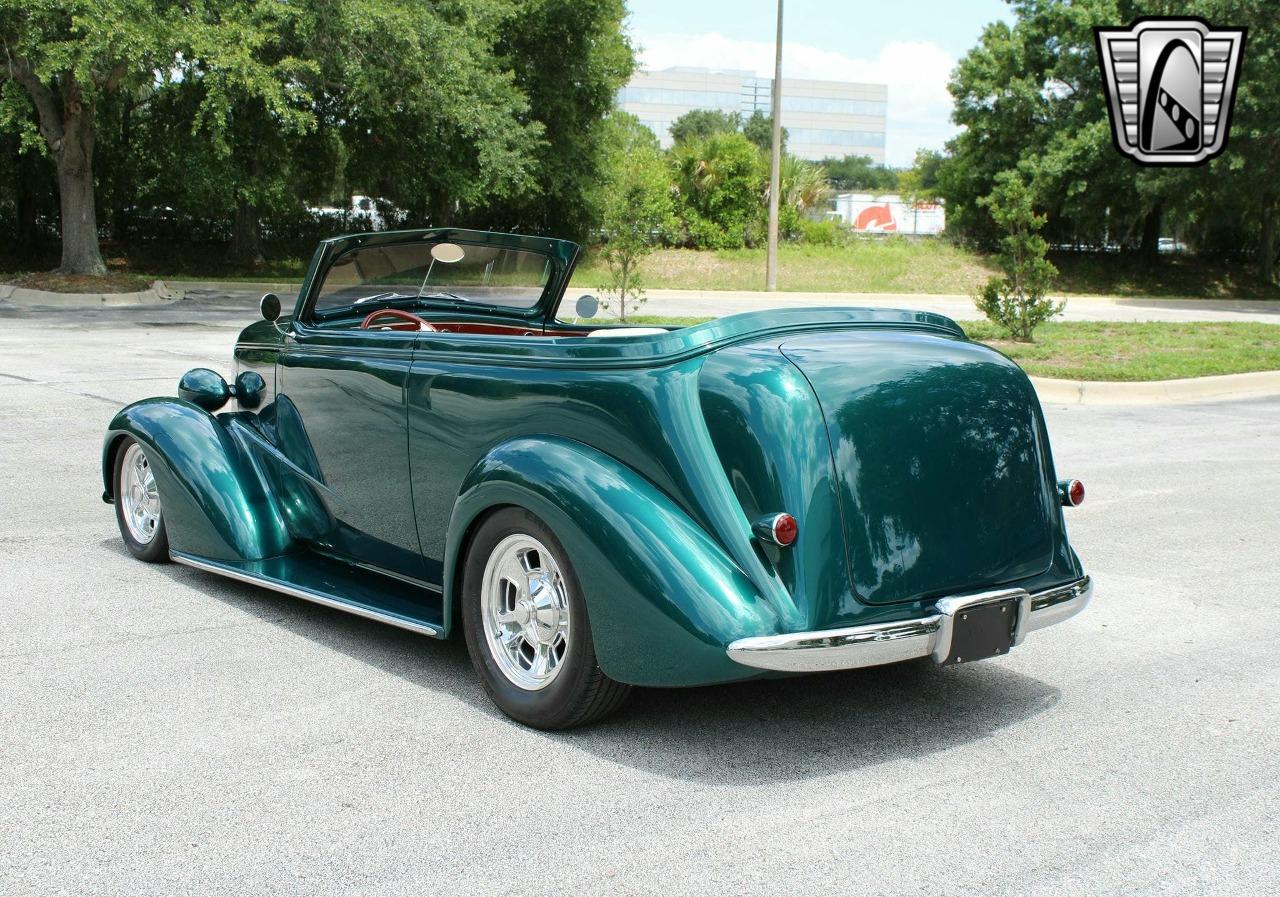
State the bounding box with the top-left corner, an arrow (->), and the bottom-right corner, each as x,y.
625,0 -> 1013,166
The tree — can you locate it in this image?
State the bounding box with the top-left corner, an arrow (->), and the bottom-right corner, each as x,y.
593,113 -> 675,321
670,131 -> 766,249
0,122 -> 55,254
821,154 -> 898,192
173,0 -> 325,266
0,1 -> 189,274
668,108 -> 741,145
338,0 -> 545,228
487,0 -> 634,239
742,110 -> 786,153
975,171 -> 1062,341
1197,0 -> 1280,281
151,0 -> 550,262
940,0 -> 1205,258
943,3 -> 1128,248
776,154 -> 830,239
898,148 -> 944,205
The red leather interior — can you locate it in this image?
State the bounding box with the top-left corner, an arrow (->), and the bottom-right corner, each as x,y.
359,309 -> 439,331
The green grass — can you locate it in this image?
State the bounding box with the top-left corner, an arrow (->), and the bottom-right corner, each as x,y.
571,241 -> 1280,299
571,239 -> 997,295
616,316 -> 1280,382
960,321 -> 1280,381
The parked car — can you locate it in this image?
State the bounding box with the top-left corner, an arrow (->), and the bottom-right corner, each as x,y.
102,228 -> 1092,729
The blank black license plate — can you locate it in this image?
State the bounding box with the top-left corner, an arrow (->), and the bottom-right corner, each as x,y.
942,598 -> 1018,666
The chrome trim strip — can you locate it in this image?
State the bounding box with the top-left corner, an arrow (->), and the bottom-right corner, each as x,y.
171,551 -> 444,638
727,575 -> 1092,673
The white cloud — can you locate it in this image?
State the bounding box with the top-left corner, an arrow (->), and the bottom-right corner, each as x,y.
633,31 -> 958,166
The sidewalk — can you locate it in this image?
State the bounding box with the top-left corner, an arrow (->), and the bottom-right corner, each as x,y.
635,288 -> 1280,324
6,276 -> 1271,325
166,280 -> 1280,324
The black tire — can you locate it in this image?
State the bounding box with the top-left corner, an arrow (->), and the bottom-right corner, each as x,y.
112,437 -> 170,563
461,507 -> 630,729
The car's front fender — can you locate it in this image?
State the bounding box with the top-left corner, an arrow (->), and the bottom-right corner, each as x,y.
103,399 -> 293,561
445,436 -> 779,687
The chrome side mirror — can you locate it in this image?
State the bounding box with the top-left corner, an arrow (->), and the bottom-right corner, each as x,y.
575,294 -> 599,320
260,292 -> 282,322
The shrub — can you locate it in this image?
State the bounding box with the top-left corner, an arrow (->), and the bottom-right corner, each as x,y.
670,132 -> 766,250
594,117 -> 677,321
974,171 -> 1062,341
797,217 -> 850,246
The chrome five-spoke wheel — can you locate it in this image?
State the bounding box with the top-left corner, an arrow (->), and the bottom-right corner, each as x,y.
480,534 -> 571,690
461,507 -> 630,729
120,442 -> 162,545
113,437 -> 169,563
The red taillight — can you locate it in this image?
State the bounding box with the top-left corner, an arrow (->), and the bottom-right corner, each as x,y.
773,513 -> 798,546
1061,479 -> 1085,507
753,513 -> 798,547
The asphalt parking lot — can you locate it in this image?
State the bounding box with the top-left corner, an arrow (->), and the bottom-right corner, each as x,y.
2,297 -> 1277,896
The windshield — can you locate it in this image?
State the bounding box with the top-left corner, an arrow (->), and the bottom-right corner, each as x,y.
313,241 -> 553,315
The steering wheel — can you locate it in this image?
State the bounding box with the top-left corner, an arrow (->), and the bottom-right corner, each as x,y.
359,308 -> 438,332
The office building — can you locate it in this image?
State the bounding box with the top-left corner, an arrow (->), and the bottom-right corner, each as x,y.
617,66 -> 887,162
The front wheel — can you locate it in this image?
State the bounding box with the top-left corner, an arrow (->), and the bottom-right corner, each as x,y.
461,507 -> 630,729
113,438 -> 170,563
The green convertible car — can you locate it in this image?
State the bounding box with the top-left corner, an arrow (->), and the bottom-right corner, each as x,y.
103,228 -> 1091,728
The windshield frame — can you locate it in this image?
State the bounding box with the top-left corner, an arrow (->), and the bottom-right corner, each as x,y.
295,228 -> 581,328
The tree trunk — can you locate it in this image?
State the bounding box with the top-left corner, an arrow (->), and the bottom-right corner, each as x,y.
1260,203 -> 1277,285
56,111 -> 107,275
231,197 -> 264,268
1138,203 -> 1162,263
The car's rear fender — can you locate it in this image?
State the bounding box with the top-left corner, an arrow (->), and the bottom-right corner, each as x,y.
103,399 -> 295,561
445,436 -> 781,687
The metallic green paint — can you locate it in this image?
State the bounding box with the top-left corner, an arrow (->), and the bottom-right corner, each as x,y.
446,437 -> 776,686
102,228 -> 1091,688
177,367 -> 231,411
277,326 -> 425,582
233,370 -> 267,409
699,345 -> 858,630
781,331 -> 1060,607
104,400 -> 293,561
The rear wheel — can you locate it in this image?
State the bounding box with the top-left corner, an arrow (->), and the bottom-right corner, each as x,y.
113,438 -> 170,563
461,507 -> 630,729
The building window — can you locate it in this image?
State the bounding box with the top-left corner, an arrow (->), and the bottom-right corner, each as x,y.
787,128 -> 886,148
617,87 -> 742,111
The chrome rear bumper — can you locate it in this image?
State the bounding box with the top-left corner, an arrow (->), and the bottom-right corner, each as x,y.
726,575 -> 1092,673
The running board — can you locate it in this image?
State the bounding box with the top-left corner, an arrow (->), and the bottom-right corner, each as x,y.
171,550 -> 445,638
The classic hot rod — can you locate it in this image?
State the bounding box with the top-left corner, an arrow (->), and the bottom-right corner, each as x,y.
103,228 -> 1091,728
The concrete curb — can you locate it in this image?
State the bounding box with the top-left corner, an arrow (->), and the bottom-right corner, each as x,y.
167,280 -> 302,296
1031,370 -> 1280,405
0,280 -> 180,308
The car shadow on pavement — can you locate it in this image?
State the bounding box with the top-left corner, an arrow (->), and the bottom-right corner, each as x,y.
160,556 -> 1060,786
573,661 -> 1059,784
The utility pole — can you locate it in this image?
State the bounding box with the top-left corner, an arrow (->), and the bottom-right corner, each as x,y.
765,0 -> 784,291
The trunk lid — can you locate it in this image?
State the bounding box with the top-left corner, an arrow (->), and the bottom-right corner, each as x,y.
781,330 -> 1057,606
